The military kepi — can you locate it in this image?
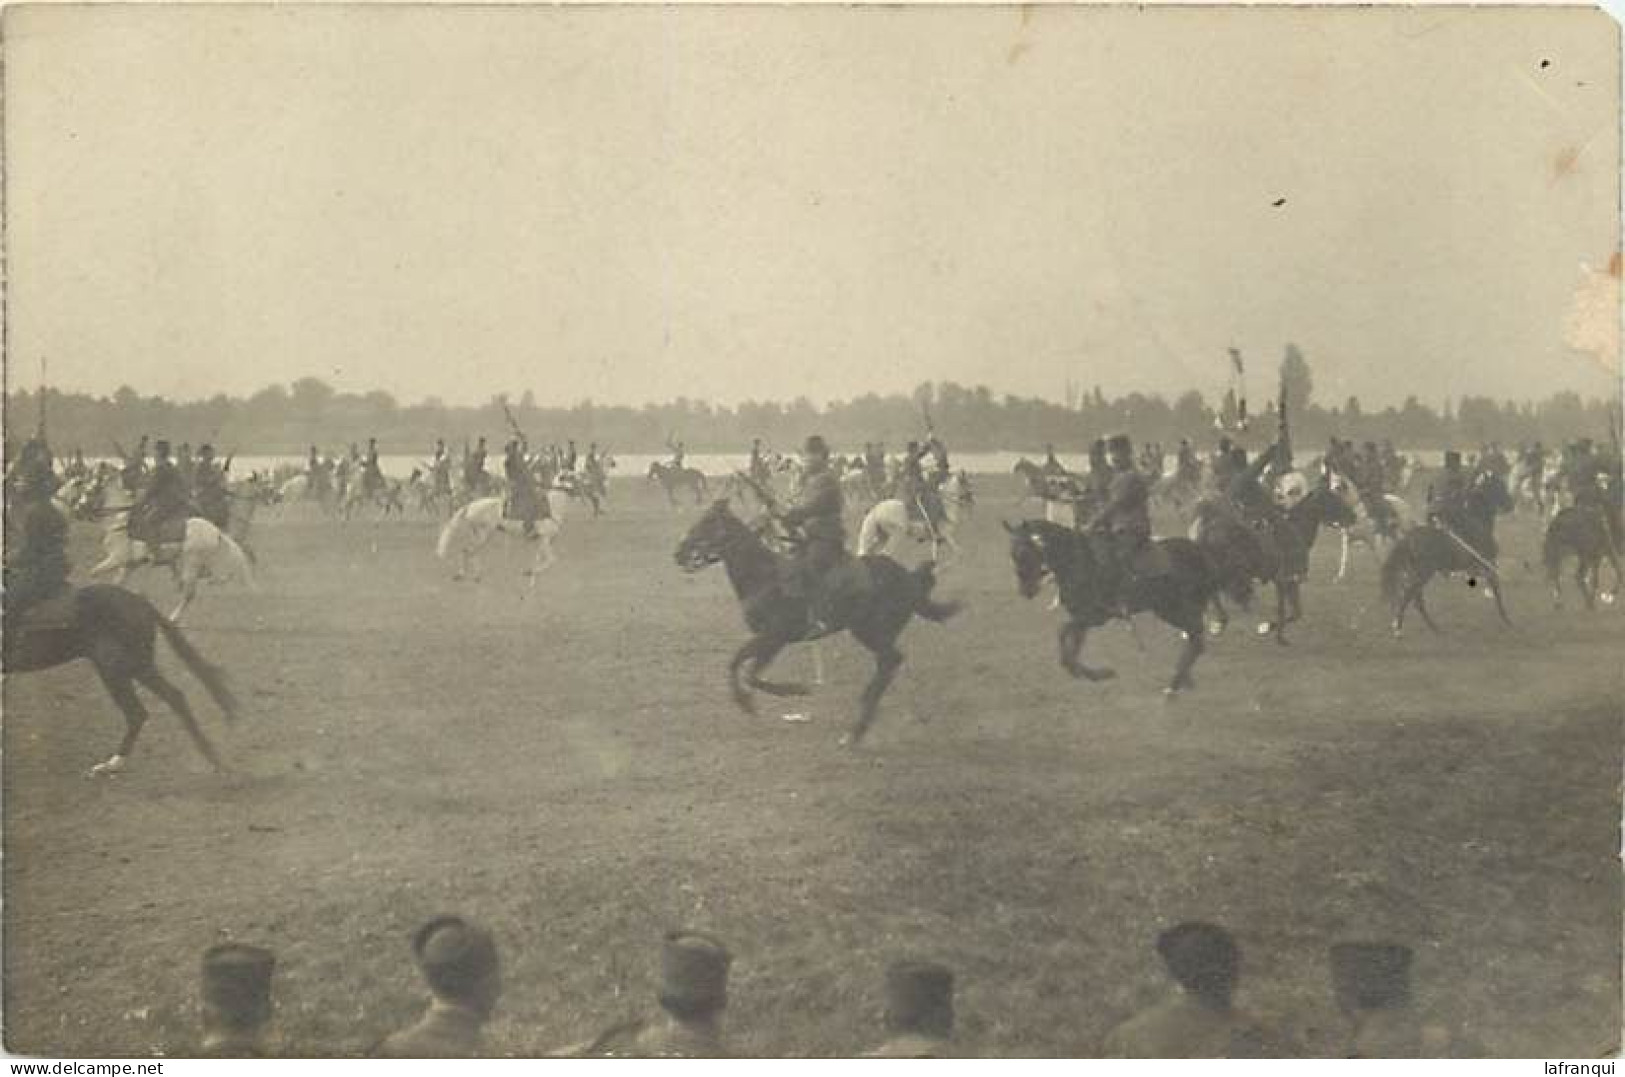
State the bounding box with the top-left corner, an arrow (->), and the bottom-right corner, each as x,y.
804,435 -> 830,458
660,931 -> 731,1014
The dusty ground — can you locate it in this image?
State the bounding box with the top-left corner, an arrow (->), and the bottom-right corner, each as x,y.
3,476 -> 1620,1057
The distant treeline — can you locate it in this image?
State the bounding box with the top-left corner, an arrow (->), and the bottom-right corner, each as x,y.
3,369 -> 1618,458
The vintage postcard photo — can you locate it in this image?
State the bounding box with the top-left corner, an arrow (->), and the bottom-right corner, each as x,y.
2,2 -> 1620,1061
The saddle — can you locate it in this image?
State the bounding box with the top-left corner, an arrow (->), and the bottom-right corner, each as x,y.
131,515 -> 188,547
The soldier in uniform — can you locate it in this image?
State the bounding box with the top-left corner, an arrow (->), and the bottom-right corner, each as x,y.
3,440 -> 70,620
198,943 -> 276,1057
1176,439 -> 1201,484
465,437 -> 489,497
554,931 -> 731,1058
503,439 -> 543,538
430,439 -> 453,499
1101,922 -> 1285,1058
668,436 -> 687,470
177,442 -> 196,494
120,435 -> 149,493
748,438 -> 772,488
1427,450 -> 1469,531
128,440 -> 191,546
1085,438 -> 1111,504
193,444 -> 231,531
1210,437 -> 1238,494
778,435 -> 846,635
1042,443 -> 1067,477
1080,434 -> 1154,611
864,441 -> 888,496
361,438 -> 385,497
864,961 -> 956,1058
375,916 -> 500,1059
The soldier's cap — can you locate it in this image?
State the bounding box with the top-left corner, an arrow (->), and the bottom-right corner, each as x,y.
1106,434 -> 1133,454
659,930 -> 731,1015
154,440 -> 172,456
804,435 -> 831,458
1329,942 -> 1413,1011
413,916 -> 499,1000
884,960 -> 954,1035
1157,922 -> 1239,999
201,943 -> 275,1023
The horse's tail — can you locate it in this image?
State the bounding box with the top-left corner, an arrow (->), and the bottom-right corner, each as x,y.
153,614 -> 240,722
909,561 -> 963,623
436,507 -> 468,560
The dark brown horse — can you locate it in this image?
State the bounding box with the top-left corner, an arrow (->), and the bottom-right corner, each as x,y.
1190,482 -> 1357,644
1381,471 -> 1514,634
3,585 -> 238,776
1542,504 -> 1621,610
674,500 -> 960,746
1005,520 -> 1230,693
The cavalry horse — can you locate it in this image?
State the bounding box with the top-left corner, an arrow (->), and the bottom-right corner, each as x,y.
1542,503 -> 1621,610
1005,519 -> 1231,694
674,500 -> 961,747
3,585 -> 239,777
436,488 -> 571,587
89,486 -> 257,624
856,476 -> 968,562
1380,470 -> 1515,635
1320,467 -> 1416,582
647,461 -> 709,507
1189,481 -> 1357,643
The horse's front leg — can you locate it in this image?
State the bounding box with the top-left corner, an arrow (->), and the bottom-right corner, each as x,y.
1336,529 -> 1352,582
1166,610 -> 1205,694
1059,619 -> 1115,681
1487,570 -> 1513,627
743,634 -> 809,698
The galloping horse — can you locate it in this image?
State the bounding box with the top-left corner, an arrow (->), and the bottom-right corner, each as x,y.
3,585 -> 239,777
1005,519 -> 1229,694
856,482 -> 966,562
1190,483 -> 1357,643
436,489 -> 571,586
647,461 -> 709,507
1542,504 -> 1621,610
1380,470 -> 1514,634
674,500 -> 961,746
1322,468 -> 1416,582
89,486 -> 257,623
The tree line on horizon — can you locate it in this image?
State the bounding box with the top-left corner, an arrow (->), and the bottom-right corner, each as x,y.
4,353 -> 1617,459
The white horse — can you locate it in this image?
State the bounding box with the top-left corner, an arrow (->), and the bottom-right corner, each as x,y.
90,514 -> 257,623
856,488 -> 963,561
435,489 -> 570,587
1322,470 -> 1416,582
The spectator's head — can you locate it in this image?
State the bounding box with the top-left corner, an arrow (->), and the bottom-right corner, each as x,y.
200,943 -> 275,1040
413,916 -> 501,1018
658,931 -> 731,1022
1156,922 -> 1240,1009
884,960 -> 955,1039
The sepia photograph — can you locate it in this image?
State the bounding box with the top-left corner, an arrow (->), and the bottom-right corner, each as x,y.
1,1 -> 1621,1061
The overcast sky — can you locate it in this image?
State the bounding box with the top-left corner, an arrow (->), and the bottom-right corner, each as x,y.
4,5 -> 1619,409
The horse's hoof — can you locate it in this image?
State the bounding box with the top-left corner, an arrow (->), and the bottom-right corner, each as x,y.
88,756 -> 126,778
1254,621 -> 1273,637
1602,592 -> 1617,606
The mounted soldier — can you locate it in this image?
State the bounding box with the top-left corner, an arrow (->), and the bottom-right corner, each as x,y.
864,441 -> 888,495
120,435 -> 149,493
128,439 -> 191,547
747,438 -> 772,488
1079,434 -> 1158,611
1427,450 -> 1470,532
307,445 -> 334,501
3,438 -> 70,622
430,439 -> 453,499
502,439 -> 543,539
667,435 -> 687,470
361,438 -> 385,497
776,435 -> 846,635
465,436 -> 489,497
177,442 -> 196,494
192,444 -> 231,531
1041,443 -> 1068,477
1176,439 -> 1201,484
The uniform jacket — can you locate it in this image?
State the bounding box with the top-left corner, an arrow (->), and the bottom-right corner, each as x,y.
374,1001 -> 485,1059
781,466 -> 844,545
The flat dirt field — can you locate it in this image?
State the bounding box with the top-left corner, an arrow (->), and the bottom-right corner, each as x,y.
4,475 -> 1620,1057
